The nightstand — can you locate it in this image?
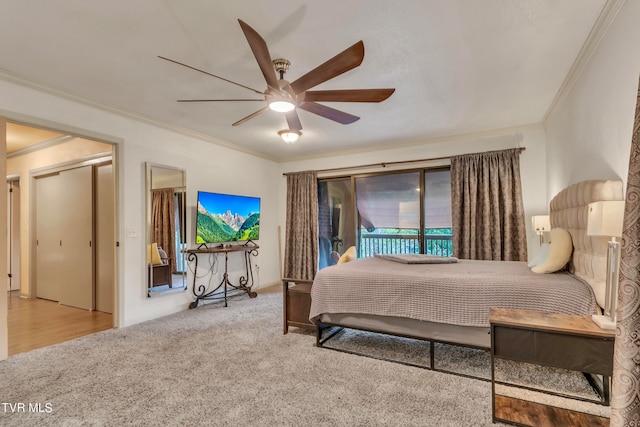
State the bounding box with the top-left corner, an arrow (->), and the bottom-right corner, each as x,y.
283,278 -> 315,334
149,264 -> 171,287
490,308 -> 614,426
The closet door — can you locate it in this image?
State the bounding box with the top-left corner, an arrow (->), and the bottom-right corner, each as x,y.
36,174 -> 64,301
58,166 -> 94,310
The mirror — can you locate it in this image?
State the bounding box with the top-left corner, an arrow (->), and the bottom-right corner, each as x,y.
146,162 -> 187,296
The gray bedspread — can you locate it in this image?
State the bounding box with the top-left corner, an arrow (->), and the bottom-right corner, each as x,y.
309,257 -> 599,328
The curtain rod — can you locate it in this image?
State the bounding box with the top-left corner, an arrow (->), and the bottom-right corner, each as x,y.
282,147 -> 525,176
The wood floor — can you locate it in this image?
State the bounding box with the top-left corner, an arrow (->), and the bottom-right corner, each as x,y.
494,395 -> 609,427
6,284 -> 279,356
7,291 -> 113,356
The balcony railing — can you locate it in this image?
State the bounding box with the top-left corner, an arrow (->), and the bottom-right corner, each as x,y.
359,233 -> 453,258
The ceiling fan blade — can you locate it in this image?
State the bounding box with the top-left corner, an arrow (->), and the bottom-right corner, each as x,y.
238,19 -> 279,91
298,102 -> 360,125
232,107 -> 269,126
158,56 -> 264,95
304,88 -> 395,103
177,99 -> 263,102
289,41 -> 365,95
285,110 -> 303,131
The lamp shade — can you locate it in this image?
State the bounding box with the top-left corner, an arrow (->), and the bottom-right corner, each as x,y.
531,215 -> 550,233
587,200 -> 625,237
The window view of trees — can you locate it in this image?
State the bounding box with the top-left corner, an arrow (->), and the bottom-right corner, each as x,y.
359,227 -> 453,258
424,227 -> 453,256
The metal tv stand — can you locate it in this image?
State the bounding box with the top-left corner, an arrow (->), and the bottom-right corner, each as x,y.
184,242 -> 259,308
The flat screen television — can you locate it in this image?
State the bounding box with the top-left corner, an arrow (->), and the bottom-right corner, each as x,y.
196,191 -> 260,245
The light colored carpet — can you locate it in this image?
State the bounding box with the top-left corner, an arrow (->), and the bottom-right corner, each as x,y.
322,328 -> 610,418
321,328 -> 602,396
0,291 -> 608,426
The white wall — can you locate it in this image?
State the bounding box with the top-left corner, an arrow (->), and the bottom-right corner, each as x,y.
0,79 -> 281,330
278,126 -> 549,261
545,0 -> 640,197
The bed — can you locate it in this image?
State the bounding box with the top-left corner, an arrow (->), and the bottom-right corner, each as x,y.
309,179 -> 624,349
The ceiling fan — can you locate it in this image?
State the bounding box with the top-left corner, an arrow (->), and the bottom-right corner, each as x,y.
159,19 -> 395,142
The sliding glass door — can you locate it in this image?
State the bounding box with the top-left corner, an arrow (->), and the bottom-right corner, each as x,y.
424,169 -> 453,256
318,168 -> 452,268
356,172 -> 421,258
317,178 -> 355,269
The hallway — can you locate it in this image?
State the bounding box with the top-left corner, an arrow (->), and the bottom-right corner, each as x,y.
7,291 -> 112,356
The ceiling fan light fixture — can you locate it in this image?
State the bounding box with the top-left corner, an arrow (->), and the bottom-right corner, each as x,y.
268,100 -> 296,112
164,21 -> 394,139
278,129 -> 301,144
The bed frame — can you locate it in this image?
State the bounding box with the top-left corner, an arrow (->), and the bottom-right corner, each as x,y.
315,180 -> 624,354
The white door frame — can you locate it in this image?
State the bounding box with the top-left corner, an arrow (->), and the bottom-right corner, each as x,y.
7,176 -> 21,292
1,116 -> 7,361
2,113 -> 122,361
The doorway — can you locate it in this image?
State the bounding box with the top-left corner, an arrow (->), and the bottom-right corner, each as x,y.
5,120 -> 117,355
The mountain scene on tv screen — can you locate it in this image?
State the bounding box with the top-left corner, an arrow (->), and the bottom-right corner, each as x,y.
196,201 -> 260,244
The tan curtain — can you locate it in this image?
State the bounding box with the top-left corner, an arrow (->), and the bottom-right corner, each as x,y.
611,78 -> 640,426
450,148 -> 527,261
152,188 -> 176,273
284,171 -> 319,280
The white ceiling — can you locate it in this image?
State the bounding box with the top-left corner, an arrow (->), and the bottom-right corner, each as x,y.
0,0 -> 608,161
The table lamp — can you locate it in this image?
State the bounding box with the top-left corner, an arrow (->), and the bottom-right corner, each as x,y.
587,200 -> 625,329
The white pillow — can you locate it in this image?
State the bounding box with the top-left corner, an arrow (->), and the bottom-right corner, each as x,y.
531,228 -> 573,274
527,243 -> 550,268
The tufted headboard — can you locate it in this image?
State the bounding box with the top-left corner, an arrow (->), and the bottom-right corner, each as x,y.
549,180 -> 624,308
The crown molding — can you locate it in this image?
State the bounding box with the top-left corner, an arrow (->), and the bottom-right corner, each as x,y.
0,70 -> 278,162
2,68 -> 544,164
543,0 -> 626,124
7,134 -> 76,159
277,123 -> 544,164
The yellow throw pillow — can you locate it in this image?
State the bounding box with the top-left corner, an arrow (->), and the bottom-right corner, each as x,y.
147,242 -> 163,266
531,228 -> 573,274
337,246 -> 357,264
